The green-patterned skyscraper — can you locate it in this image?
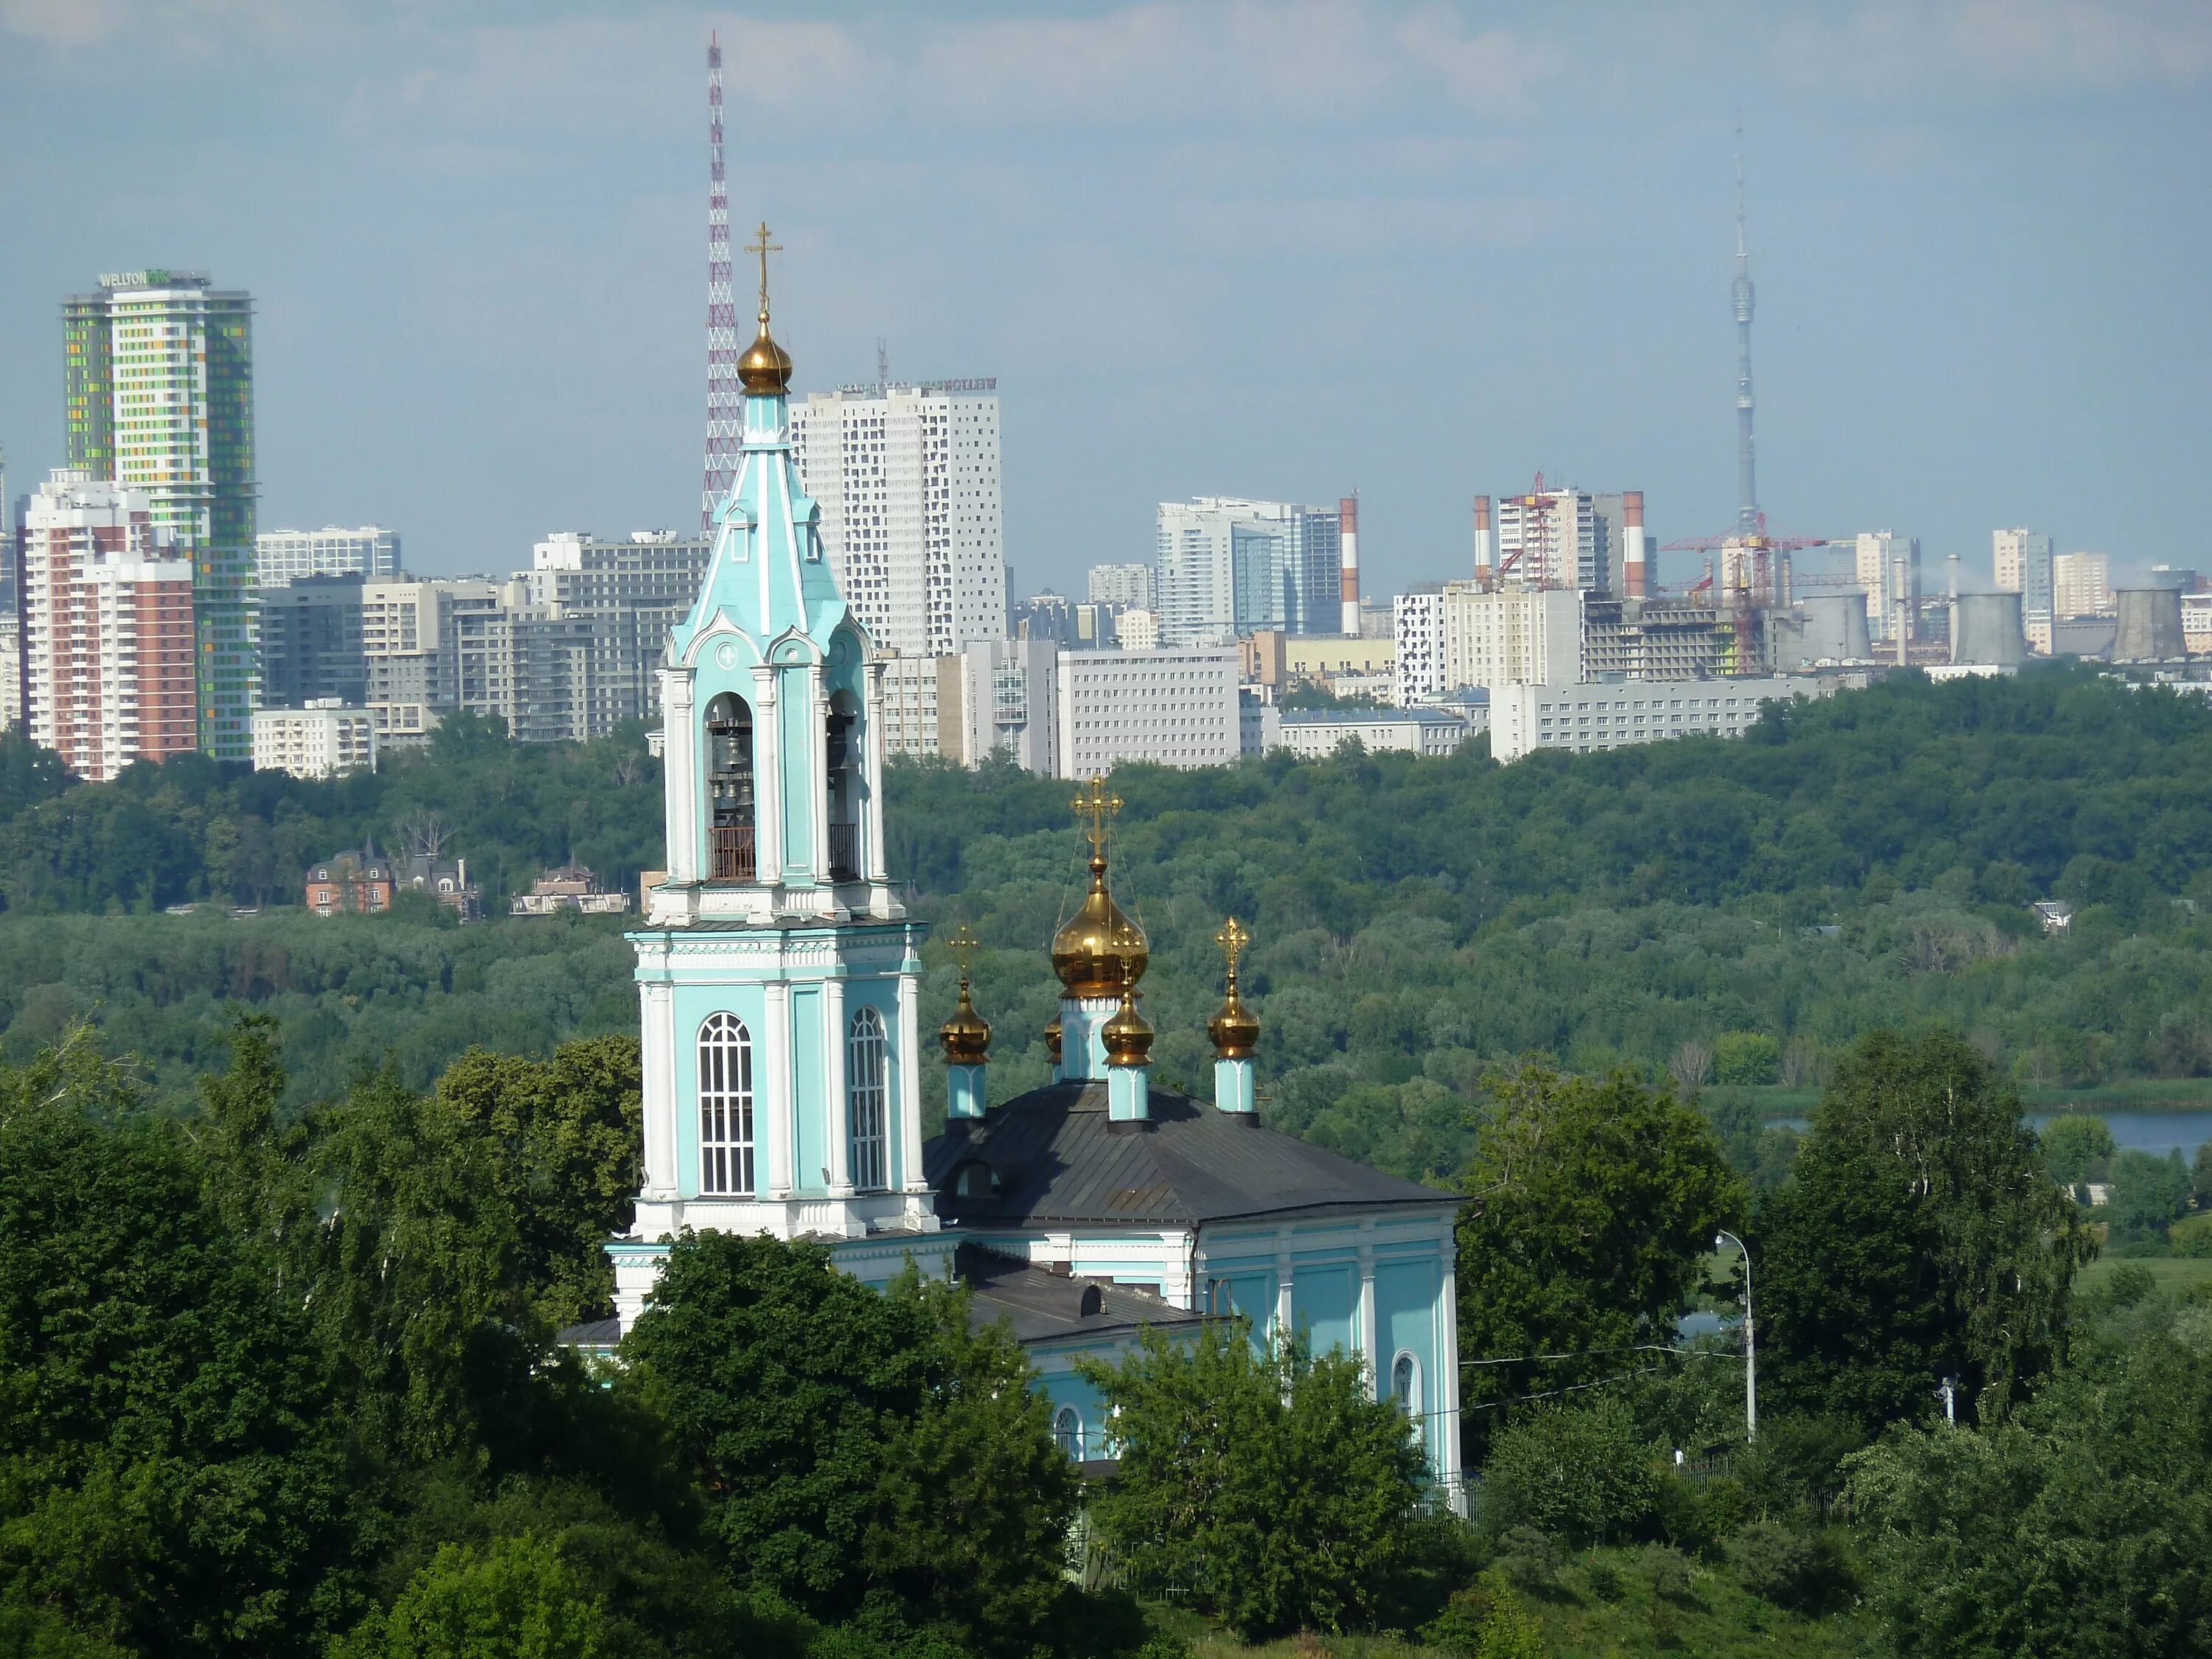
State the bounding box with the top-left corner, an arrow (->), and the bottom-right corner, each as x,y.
64,269 -> 256,758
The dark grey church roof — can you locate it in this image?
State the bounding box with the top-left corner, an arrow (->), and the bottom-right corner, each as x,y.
922,1079 -> 1458,1230
957,1243 -> 1206,1345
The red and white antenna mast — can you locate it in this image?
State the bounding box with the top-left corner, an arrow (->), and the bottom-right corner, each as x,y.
701,33 -> 740,529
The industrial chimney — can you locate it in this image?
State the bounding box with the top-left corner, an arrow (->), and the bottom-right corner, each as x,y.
1623,490 -> 1647,597
1473,495 -> 1493,589
1338,495 -> 1360,636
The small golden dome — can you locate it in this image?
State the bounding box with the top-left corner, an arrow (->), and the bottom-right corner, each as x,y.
1102,974 -> 1154,1068
1208,915 -> 1260,1059
939,977 -> 991,1065
737,314 -> 793,395
1051,777 -> 1148,998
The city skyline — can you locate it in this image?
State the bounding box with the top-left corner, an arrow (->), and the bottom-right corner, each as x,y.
2,3 -> 2208,600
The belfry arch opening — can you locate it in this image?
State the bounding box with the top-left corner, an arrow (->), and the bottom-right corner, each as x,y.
826,690 -> 862,881
705,692 -> 756,882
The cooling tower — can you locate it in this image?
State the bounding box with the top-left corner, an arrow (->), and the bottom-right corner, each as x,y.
1797,591 -> 1873,664
1950,591 -> 2028,667
2113,588 -> 2186,661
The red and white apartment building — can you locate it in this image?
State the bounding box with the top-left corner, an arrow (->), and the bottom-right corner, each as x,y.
21,470 -> 198,782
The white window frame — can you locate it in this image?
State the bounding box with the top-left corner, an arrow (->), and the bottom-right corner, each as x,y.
848,1005 -> 890,1192
698,1012 -> 754,1196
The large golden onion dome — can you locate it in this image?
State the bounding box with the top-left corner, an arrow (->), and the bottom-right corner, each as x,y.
737,220 -> 793,394
737,315 -> 793,395
1051,777 -> 1149,998
1101,971 -> 1155,1068
939,978 -> 991,1065
1207,917 -> 1260,1059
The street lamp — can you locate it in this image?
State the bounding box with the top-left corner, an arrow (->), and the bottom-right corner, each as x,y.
1716,1230 -> 1756,1441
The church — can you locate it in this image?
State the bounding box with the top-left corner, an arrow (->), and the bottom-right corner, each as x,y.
600,241 -> 1464,1497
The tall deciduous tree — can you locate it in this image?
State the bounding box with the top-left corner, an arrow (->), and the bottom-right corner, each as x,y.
1455,1065 -> 1746,1432
0,1032 -> 358,1659
623,1235 -> 1079,1654
1077,1323 -> 1428,1641
1760,1027 -> 2095,1429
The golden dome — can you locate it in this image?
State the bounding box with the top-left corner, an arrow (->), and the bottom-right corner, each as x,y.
1102,974 -> 1155,1068
1208,915 -> 1260,1058
1051,777 -> 1148,998
939,977 -> 991,1065
737,314 -> 793,395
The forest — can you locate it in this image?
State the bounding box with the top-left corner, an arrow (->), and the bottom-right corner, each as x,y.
11,666 -> 2212,1128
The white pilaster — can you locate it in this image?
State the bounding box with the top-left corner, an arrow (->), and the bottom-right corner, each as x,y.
1358,1239 -> 1379,1399
1438,1232 -> 1464,1509
825,974 -> 852,1194
811,678 -> 832,880
1275,1234 -> 1295,1347
751,664 -> 782,881
765,980 -> 793,1198
662,671 -> 698,883
863,658 -> 889,885
897,959 -> 928,1193
640,981 -> 678,1200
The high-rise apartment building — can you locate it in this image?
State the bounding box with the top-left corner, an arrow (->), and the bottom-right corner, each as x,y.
2053,552 -> 2113,618
1154,497 -> 1343,645
260,575 -> 370,708
1054,647 -> 1240,778
21,472 -> 198,781
790,380 -> 1006,656
1489,487 -> 1648,593
1394,587 -> 1446,704
252,699 -> 378,779
1088,562 -> 1154,610
1434,583 -> 1585,690
1993,529 -> 2055,652
64,270 -> 255,758
257,526 -> 400,588
521,530 -> 714,739
1854,532 -> 1921,641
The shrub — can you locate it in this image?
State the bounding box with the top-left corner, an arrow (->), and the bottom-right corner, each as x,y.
2171,1212 -> 2212,1259
1584,1557 -> 1624,1602
1641,1544 -> 1694,1601
1727,1521 -> 1851,1613
1494,1526 -> 1563,1590
1480,1399 -> 1660,1545
1419,1585 -> 1494,1656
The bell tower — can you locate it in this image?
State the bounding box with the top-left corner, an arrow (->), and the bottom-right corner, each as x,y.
616,231 -> 941,1328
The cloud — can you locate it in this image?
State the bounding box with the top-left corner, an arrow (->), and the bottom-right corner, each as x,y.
1770,0 -> 2212,92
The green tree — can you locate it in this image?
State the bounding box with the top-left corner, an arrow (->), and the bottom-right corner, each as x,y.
0,1033 -> 358,1659
1714,1032 -> 1781,1086
430,1038 -> 642,1328
1760,1028 -> 2096,1430
1077,1322 -> 1427,1641
1455,1065 -> 1745,1430
2037,1114 -> 2115,1187
335,1537 -> 605,1659
623,1234 -> 1078,1652
1476,1397 -> 1658,1545
2107,1147 -> 2192,1239
1846,1321 -> 2212,1657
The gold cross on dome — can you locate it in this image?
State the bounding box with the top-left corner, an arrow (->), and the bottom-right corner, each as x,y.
946,922 -> 981,980
746,221 -> 782,317
1215,916 -> 1251,980
1070,776 -> 1122,859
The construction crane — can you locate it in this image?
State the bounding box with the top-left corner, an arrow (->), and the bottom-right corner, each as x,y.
1662,513 -> 1831,675
1493,472 -> 1559,588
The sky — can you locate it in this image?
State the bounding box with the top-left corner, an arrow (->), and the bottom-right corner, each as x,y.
2,0 -> 2208,599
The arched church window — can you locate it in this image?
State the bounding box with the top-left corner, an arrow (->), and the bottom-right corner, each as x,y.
706,693 -> 755,883
698,1013 -> 754,1195
848,1005 -> 888,1191
1054,1406 -> 1083,1460
826,692 -> 861,881
1391,1352 -> 1422,1439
